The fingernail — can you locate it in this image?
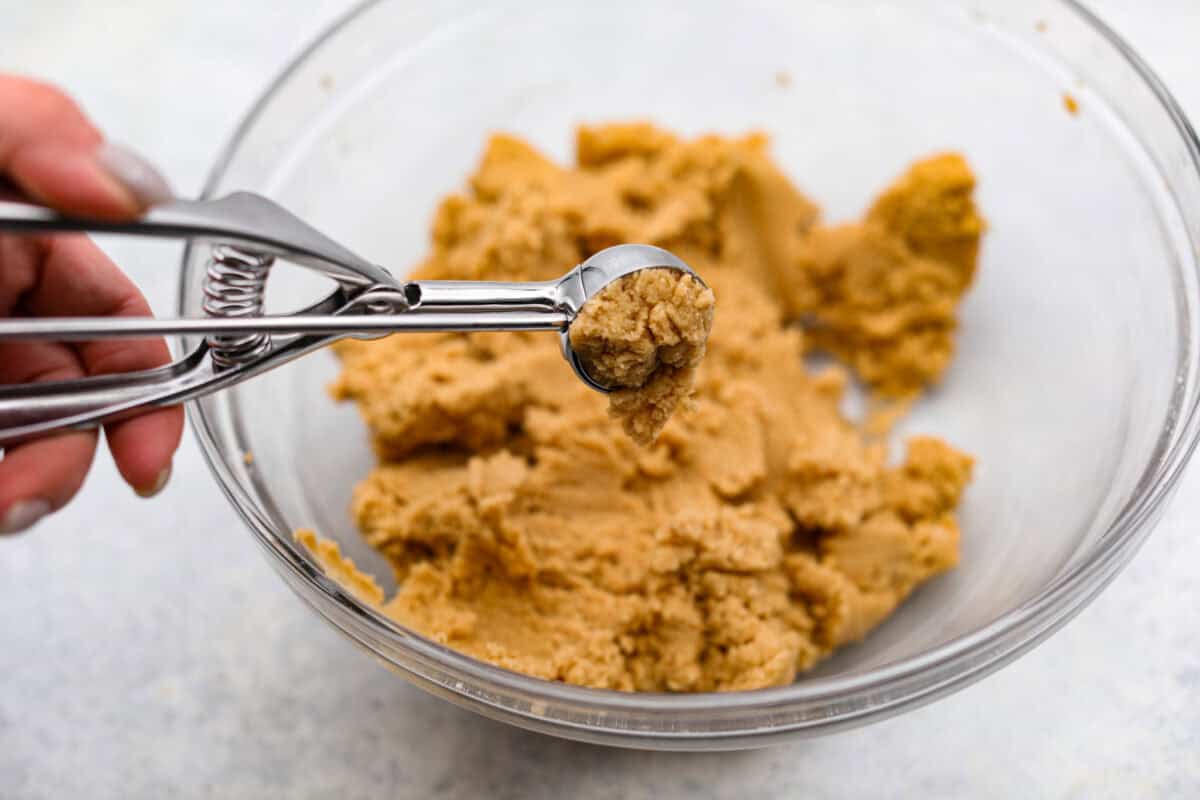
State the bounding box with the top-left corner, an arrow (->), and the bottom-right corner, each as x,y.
95,142 -> 173,207
135,464 -> 172,499
0,499 -> 52,535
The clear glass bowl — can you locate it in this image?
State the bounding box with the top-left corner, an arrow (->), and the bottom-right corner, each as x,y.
179,0 -> 1200,748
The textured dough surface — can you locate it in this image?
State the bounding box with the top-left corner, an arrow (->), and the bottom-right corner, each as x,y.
569,267 -> 715,444
301,123 -> 982,692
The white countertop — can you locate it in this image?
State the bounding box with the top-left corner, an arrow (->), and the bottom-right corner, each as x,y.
2,2 -> 1198,797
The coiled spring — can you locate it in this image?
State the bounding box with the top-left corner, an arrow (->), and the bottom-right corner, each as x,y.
202,245 -> 275,369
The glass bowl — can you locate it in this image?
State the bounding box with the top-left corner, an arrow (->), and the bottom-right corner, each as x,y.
179,0 -> 1200,749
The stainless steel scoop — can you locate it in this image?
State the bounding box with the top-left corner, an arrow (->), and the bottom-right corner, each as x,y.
0,191 -> 700,448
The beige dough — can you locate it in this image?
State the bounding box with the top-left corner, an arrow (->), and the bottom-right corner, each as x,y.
298,123 -> 982,692
569,267 -> 715,444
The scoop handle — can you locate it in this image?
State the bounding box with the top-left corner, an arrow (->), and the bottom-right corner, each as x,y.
0,190 -> 395,290
0,349 -> 211,449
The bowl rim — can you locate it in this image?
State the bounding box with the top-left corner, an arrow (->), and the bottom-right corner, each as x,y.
180,0 -> 1200,738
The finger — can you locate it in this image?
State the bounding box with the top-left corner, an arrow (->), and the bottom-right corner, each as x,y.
19,235 -> 183,493
0,434 -> 98,534
0,339 -> 79,384
105,409 -> 180,497
0,232 -> 38,314
0,345 -> 97,534
24,236 -> 174,371
0,75 -> 170,219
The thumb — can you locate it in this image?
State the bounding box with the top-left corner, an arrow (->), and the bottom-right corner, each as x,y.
0,75 -> 172,219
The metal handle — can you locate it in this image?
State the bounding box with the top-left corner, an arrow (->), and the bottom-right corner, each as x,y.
0,278 -> 573,342
0,327 -> 359,448
0,348 -> 212,447
0,190 -> 396,290
0,310 -> 570,341
0,190 -> 404,447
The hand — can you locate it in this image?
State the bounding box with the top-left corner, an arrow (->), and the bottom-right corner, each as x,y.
0,75 -> 183,534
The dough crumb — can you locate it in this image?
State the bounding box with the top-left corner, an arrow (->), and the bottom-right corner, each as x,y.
569,267 -> 715,444
1063,92 -> 1080,115
313,123 -> 983,692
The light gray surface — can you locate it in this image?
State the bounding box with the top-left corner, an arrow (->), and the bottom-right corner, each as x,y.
1,1 -> 1198,797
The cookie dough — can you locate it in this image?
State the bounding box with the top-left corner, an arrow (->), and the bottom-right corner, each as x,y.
569,267 -> 715,444
301,123 -> 982,692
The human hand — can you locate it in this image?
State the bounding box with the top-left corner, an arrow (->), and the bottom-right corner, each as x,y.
0,75 -> 183,534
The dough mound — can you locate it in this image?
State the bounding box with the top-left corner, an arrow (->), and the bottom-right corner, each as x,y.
304,123 -> 983,692
569,267 -> 716,444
